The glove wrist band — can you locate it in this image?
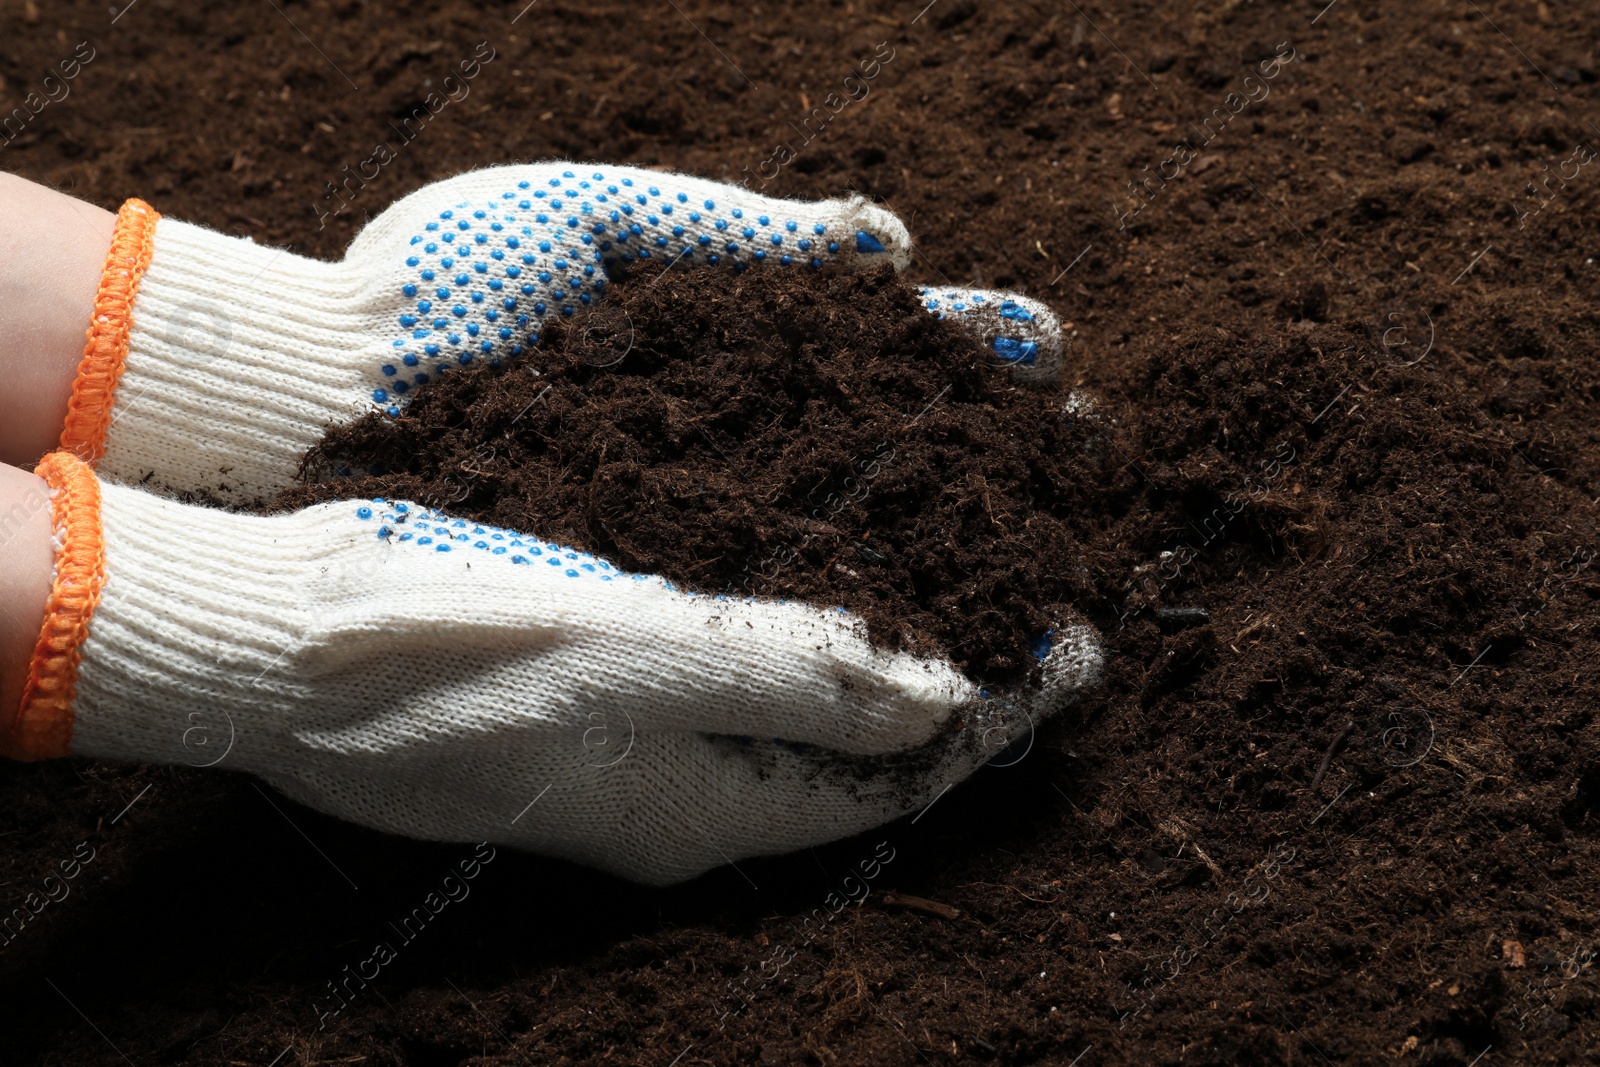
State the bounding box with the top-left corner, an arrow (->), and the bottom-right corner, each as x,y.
4,453 -> 106,762
60,198 -> 160,465
77,207 -> 374,501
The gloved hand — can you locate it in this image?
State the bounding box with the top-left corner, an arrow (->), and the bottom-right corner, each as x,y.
62,163 -> 1064,503
6,452 -> 1101,885
24,162 -> 1098,884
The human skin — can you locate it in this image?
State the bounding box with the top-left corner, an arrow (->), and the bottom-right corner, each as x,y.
0,172 -> 115,467
0,173 -> 115,734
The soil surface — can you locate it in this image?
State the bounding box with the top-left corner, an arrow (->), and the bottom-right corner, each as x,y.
277,265 -> 1103,682
3,1 -> 1600,1065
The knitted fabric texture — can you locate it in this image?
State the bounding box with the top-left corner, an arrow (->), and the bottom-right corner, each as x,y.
82,162 -> 1063,503
52,462 -> 1102,884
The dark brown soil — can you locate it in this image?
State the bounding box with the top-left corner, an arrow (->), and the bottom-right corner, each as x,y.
4,0 -> 1600,1065
276,265 -> 1103,682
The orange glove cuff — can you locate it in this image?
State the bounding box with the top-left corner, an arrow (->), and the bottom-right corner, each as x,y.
59,198 -> 159,465
2,452 -> 106,761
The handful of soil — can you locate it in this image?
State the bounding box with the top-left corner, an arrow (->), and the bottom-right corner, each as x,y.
276,266 -> 1108,682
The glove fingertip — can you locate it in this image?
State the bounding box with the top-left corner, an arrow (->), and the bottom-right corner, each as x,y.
840,197 -> 912,272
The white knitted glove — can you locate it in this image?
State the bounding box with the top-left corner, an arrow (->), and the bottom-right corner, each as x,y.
5,454 -> 1101,885
61,162 -> 1064,503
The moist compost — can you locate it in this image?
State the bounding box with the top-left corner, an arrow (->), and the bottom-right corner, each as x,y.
4,1 -> 1600,1065
276,265 -> 1103,683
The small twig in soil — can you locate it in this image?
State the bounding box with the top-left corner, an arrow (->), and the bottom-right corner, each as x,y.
1233,613 -> 1274,643
1308,719 -> 1356,794
881,890 -> 963,920
1157,818 -> 1224,881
